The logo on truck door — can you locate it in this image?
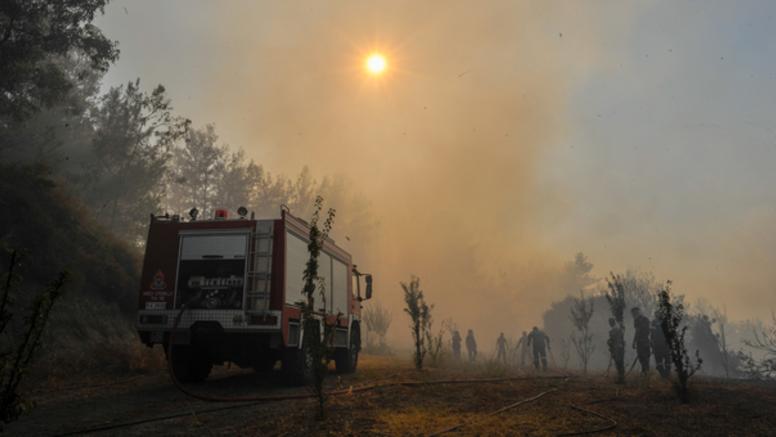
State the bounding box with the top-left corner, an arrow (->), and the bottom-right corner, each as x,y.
150,270 -> 167,290
187,275 -> 244,289
143,269 -> 172,305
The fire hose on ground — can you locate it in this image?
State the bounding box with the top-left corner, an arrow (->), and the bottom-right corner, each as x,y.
165,305 -> 618,437
56,306 -> 614,436
166,304 -> 571,404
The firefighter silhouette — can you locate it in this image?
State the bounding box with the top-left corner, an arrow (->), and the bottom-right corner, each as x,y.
631,307 -> 651,375
465,329 -> 477,362
607,318 -> 625,383
451,330 -> 462,360
496,332 -> 508,364
651,313 -> 670,378
527,326 -> 550,371
513,331 -> 529,366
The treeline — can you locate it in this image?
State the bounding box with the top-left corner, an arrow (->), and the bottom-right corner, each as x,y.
2,70 -> 372,246
1,5 -> 374,248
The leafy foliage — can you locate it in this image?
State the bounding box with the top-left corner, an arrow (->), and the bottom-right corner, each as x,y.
0,54 -> 102,165
300,196 -> 336,419
402,276 -> 431,370
424,315 -> 447,367
736,352 -> 776,380
0,250 -> 67,425
0,0 -> 118,122
621,270 -> 659,319
740,311 -> 776,380
80,80 -> 189,242
605,273 -> 626,328
558,252 -> 595,296
166,124 -> 228,218
657,281 -> 702,403
362,300 -> 392,354
569,290 -> 595,373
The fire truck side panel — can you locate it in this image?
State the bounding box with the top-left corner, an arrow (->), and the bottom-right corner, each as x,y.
270,219 -> 285,312
278,214 -> 356,349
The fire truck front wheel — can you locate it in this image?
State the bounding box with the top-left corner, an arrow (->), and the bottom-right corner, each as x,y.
168,344 -> 212,383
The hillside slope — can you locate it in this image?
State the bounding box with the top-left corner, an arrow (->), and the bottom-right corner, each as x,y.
0,164 -> 157,376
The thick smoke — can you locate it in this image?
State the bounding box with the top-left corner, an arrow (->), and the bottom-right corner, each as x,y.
97,1 -> 776,347
177,1 -> 636,345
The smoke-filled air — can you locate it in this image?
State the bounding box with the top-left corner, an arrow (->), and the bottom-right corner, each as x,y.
97,1 -> 776,340
3,1 -> 776,434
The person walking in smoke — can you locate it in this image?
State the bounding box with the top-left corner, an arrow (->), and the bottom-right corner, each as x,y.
651,312 -> 671,378
514,330 -> 529,366
466,329 -> 478,362
451,329 -> 462,361
607,318 -> 625,384
527,326 -> 551,371
631,307 -> 652,375
496,332 -> 508,364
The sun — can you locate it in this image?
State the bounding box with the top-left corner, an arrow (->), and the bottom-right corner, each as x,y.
365,53 -> 387,75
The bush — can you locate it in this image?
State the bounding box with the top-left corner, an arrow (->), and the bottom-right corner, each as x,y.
401,276 -> 431,370
657,281 -> 702,403
300,196 -> 336,419
363,300 -> 392,354
0,250 -> 66,425
740,311 -> 776,380
569,290 -> 595,373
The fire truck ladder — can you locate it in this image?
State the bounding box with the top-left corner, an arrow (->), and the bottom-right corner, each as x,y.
246,221 -> 273,314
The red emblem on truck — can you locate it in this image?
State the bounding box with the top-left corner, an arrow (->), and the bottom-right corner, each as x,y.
149,270 -> 167,290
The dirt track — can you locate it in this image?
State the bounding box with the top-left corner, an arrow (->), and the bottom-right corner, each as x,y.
8,355 -> 776,436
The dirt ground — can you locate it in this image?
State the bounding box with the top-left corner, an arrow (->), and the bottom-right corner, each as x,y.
7,354 -> 776,436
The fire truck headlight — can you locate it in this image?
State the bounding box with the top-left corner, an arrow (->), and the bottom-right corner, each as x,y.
237,206 -> 248,218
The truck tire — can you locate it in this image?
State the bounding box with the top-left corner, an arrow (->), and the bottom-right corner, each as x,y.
169,345 -> 212,383
253,357 -> 277,373
282,324 -> 317,385
335,325 -> 359,374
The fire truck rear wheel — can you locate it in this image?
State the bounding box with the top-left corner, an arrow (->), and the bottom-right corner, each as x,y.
335,325 -> 359,374
253,357 -> 277,373
282,325 -> 317,386
169,345 -> 212,383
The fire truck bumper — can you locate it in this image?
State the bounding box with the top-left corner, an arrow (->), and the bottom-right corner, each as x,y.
137,309 -> 282,346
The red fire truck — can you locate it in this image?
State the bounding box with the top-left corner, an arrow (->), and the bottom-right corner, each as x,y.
136,207 -> 373,383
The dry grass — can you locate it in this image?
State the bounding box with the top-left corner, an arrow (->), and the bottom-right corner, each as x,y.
27,295 -> 166,390
10,353 -> 776,436
233,355 -> 776,436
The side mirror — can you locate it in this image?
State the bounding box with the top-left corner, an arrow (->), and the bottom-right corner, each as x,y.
365,275 -> 373,300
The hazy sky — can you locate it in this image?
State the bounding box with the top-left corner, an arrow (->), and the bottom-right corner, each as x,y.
97,1 -> 776,337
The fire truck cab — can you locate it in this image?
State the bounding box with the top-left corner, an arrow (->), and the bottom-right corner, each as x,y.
136,207 -> 372,383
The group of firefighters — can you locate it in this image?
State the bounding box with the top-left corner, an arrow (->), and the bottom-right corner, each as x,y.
450,326 -> 553,371
448,306 -> 672,380
607,307 -> 671,383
